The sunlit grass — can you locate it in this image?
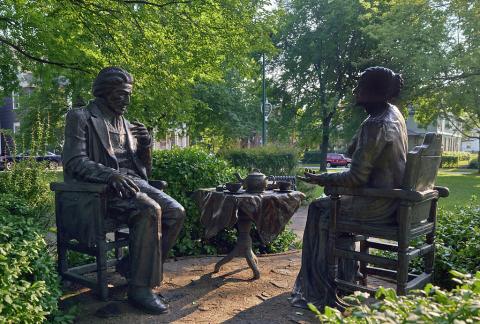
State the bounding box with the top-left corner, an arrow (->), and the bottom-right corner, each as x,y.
295,168 -> 479,210
436,170 -> 479,211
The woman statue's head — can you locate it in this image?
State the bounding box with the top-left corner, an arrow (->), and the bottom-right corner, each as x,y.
354,67 -> 403,105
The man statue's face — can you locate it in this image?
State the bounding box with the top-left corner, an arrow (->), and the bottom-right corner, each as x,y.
105,83 -> 133,115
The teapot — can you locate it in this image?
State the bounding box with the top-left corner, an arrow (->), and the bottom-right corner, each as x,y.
235,170 -> 272,193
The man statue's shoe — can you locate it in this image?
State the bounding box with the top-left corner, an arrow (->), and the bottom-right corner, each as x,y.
128,286 -> 169,314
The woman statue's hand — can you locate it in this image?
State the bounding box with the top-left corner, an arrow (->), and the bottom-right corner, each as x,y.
297,170 -> 327,186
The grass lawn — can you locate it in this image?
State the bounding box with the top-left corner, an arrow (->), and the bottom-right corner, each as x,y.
436,170 -> 479,211
297,168 -> 479,209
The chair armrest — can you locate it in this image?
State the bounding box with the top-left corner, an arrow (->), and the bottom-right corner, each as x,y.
434,186 -> 449,198
50,182 -> 108,193
148,180 -> 168,190
324,186 -> 438,202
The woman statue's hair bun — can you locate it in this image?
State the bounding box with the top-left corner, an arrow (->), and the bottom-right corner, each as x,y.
389,73 -> 404,99
360,67 -> 403,101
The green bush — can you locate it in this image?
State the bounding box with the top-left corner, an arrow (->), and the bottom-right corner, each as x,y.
310,271 -> 480,323
434,196 -> 480,288
469,158 -> 479,169
0,160 -> 55,230
302,150 -> 323,164
151,147 -> 298,256
443,151 -> 471,161
151,147 -> 238,256
0,194 -> 62,323
440,155 -> 459,168
220,146 -> 298,176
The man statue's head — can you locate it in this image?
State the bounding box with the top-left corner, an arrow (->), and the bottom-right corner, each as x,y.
92,67 -> 133,115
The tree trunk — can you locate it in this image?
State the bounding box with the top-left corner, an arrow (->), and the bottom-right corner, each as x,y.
319,119 -> 331,172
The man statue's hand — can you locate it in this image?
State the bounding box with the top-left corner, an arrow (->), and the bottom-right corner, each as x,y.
108,174 -> 140,199
131,121 -> 151,146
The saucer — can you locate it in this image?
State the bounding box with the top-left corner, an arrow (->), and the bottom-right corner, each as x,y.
224,189 -> 245,194
274,189 -> 293,193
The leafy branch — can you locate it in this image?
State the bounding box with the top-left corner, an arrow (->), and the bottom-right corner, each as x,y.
122,0 -> 193,8
0,36 -> 90,73
434,69 -> 480,81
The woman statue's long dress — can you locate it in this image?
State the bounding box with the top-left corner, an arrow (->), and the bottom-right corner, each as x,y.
291,67 -> 408,310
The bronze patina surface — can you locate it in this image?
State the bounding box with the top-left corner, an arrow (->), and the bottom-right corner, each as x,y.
62,67 -> 185,314
293,67 -> 408,310
195,189 -> 305,278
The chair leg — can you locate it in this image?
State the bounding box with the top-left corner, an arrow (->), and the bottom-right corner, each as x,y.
97,239 -> 109,301
397,203 -> 411,296
425,199 -> 437,275
57,242 -> 68,277
359,240 -> 368,286
397,249 -> 408,295
55,196 -> 68,278
327,195 -> 340,305
114,231 -> 124,260
424,234 -> 435,275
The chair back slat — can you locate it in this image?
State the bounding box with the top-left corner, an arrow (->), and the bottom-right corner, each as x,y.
410,199 -> 435,224
272,175 -> 297,190
402,133 -> 442,192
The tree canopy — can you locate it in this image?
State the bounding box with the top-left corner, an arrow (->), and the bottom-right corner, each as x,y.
0,0 -> 271,147
1,0 -> 479,166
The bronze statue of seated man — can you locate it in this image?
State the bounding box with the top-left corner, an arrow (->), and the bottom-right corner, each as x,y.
62,67 -> 185,314
293,67 -> 407,310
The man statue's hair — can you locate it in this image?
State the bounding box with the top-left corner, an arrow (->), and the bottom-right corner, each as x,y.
92,66 -> 133,98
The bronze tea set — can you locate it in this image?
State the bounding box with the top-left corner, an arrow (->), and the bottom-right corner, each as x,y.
217,170 -> 293,194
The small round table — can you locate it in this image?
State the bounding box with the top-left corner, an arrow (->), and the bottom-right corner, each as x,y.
194,188 -> 305,279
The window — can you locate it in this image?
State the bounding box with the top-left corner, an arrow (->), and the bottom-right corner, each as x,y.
13,122 -> 20,134
12,91 -> 19,110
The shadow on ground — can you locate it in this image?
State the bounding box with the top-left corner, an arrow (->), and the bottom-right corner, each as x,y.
61,252 -> 319,323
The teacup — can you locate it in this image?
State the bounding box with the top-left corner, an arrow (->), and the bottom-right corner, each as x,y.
277,181 -> 292,191
225,182 -> 242,193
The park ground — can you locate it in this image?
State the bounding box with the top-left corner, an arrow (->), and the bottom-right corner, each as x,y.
60,168 -> 478,323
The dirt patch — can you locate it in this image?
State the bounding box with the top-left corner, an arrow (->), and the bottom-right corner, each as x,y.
62,251 -> 319,323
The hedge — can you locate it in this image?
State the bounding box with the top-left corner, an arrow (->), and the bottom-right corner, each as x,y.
440,152 -> 474,168
443,151 -> 471,161
220,146 -> 298,176
440,155 -> 459,168
469,158 -> 479,169
302,150 -> 324,164
151,147 -> 298,257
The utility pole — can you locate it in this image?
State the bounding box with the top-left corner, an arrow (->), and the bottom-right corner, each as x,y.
262,53 -> 266,146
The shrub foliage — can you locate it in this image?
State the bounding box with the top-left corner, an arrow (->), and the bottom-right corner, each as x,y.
151,147 -> 298,256
440,155 -> 460,168
310,271 -> 480,323
152,147 -> 238,256
0,193 -> 61,323
0,160 -> 55,230
434,196 -> 480,288
220,146 -> 298,176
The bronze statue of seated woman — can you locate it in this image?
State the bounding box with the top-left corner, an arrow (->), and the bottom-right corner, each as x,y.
292,67 -> 406,310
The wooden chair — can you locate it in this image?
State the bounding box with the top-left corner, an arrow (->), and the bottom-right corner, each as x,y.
50,180 -> 166,300
325,133 -> 449,299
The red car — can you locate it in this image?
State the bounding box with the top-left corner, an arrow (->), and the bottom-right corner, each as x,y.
326,153 -> 351,168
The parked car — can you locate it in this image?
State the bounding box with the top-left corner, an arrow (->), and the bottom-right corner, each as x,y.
0,155 -> 14,171
0,151 -> 62,170
326,153 -> 351,168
